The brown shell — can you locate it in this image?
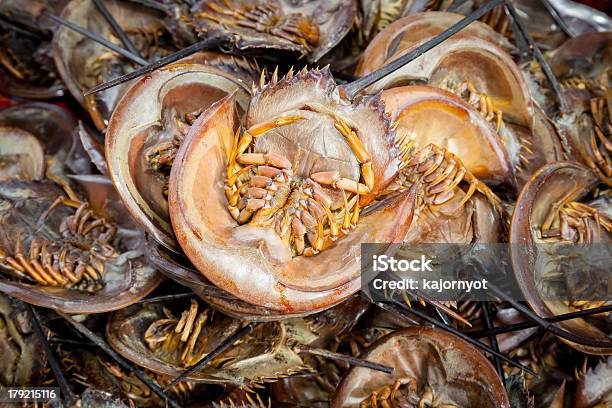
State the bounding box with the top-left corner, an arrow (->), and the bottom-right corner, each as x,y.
355,11 -> 514,74
0,126 -> 45,182
548,32 -> 611,83
0,102 -> 93,182
0,178 -> 162,313
106,53 -> 255,251
52,0 -> 167,130
189,0 -> 357,62
332,326 -> 510,408
106,299 -> 315,385
510,161 -> 612,354
355,12 -> 533,129
168,81 -> 418,312
382,85 -> 515,188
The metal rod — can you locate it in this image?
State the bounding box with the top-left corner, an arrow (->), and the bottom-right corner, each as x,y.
486,283 -> 612,348
503,0 -> 567,112
93,0 -> 143,59
295,345 -> 394,374
84,35 -> 229,95
29,306 -> 76,405
340,0 -> 504,100
468,304 -> 612,338
539,0 -> 574,38
43,12 -> 148,66
56,311 -> 183,408
481,302 -> 505,382
164,322 -> 259,391
377,301 -> 539,377
137,292 -> 195,304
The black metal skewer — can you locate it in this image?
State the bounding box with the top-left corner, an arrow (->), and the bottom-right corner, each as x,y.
468,304 -> 612,338
56,311 -> 183,408
123,0 -> 172,14
376,301 -> 539,376
539,0 -> 574,38
29,306 -> 76,405
164,321 -> 260,391
340,0 -> 505,100
84,35 -> 230,95
43,12 -> 148,66
481,302 -> 505,382
93,0 -> 144,59
503,0 -> 567,112
486,283 -> 612,348
295,345 -> 394,374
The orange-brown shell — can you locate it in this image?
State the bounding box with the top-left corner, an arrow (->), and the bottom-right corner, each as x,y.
356,12 -> 533,129
106,53 -> 255,251
382,85 -> 515,187
510,161 -> 612,355
168,80 -> 418,312
332,326 -> 510,407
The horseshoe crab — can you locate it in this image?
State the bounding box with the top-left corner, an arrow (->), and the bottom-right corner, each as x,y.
106,52 -> 257,250
183,0 -> 357,63
550,32 -> 611,187
106,296 -> 316,385
53,0 -> 174,130
0,102 -> 93,191
357,12 -> 564,188
0,176 -> 162,313
168,67 -> 418,313
510,161 -> 611,354
332,326 -> 510,407
0,0 -> 66,99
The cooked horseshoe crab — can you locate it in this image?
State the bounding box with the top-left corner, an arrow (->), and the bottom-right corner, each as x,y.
358,12 -> 565,188
106,296 -> 316,385
53,0 -> 175,130
0,0 -> 67,99
0,176 -> 162,312
146,238 -> 314,321
159,0 -> 357,63
0,102 -> 93,189
550,32 -> 611,187
510,161 -> 612,354
106,52 -> 257,250
168,67 -> 419,313
332,327 -> 510,408
1,1 -> 612,406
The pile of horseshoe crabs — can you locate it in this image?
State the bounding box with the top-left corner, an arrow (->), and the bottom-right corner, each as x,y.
0,0 -> 611,407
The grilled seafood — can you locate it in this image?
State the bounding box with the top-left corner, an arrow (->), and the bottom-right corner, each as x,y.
510,161 -> 612,354
358,12 -> 565,187
106,52 -> 257,250
155,0 -> 357,63
550,32 -> 611,186
332,326 -> 510,407
168,67 -> 418,312
53,0 -> 175,130
0,177 -> 161,312
0,0 -> 66,98
0,2 -> 610,407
